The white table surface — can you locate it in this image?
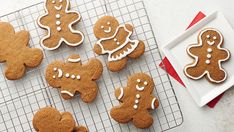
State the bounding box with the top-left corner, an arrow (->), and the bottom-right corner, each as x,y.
1,0 -> 234,131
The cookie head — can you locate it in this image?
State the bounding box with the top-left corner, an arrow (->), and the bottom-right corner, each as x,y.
46,0 -> 67,12
128,73 -> 154,93
94,16 -> 119,38
200,28 -> 223,46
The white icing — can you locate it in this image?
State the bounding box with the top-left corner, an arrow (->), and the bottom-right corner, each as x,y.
59,0 -> 63,3
54,67 -> 57,71
67,58 -> 81,63
207,54 -> 211,59
52,0 -> 55,4
136,94 -> 140,99
205,60 -> 210,64
135,100 -> 139,104
114,38 -> 117,41
213,36 -> 217,40
133,105 -> 138,109
184,28 -> 230,83
56,14 -> 61,19
58,69 -> 63,78
38,0 -> 84,50
65,73 -> 70,78
206,35 -> 210,38
53,75 -> 56,79
56,21 -> 61,25
71,75 -> 75,79
107,22 -> 110,25
96,24 -> 139,62
61,90 -> 74,97
144,81 -> 148,85
101,26 -> 104,29
136,85 -> 144,91
137,79 -> 140,82
207,40 -> 215,45
117,87 -> 124,100
57,27 -> 62,31
104,27 -> 111,33
117,42 -> 120,45
151,98 -> 157,109
76,75 -> 81,80
54,5 -> 62,11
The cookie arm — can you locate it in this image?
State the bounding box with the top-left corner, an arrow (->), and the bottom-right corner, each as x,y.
93,43 -> 103,55
146,95 -> 159,110
15,30 -> 30,46
125,24 -> 133,32
84,58 -> 103,80
115,87 -> 127,102
187,44 -> 202,57
61,112 -> 76,129
218,49 -> 230,60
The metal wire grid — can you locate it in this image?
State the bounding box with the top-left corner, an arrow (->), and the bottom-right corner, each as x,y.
0,0 -> 183,131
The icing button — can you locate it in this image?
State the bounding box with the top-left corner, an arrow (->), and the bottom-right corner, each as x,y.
205,60 -> 210,64
77,75 -> 81,80
56,21 -> 61,25
136,94 -> 140,99
56,14 -> 61,19
207,54 -> 212,59
133,105 -> 138,109
57,27 -> 62,31
71,75 -> 75,79
53,75 -> 56,79
135,100 -> 139,104
65,73 -> 70,78
114,38 -> 117,41
207,48 -> 212,53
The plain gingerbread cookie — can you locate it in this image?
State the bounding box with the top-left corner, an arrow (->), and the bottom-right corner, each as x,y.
38,0 -> 84,50
184,28 -> 230,83
93,16 -> 145,72
45,54 -> 103,103
110,73 -> 159,128
0,22 -> 43,80
33,107 -> 87,132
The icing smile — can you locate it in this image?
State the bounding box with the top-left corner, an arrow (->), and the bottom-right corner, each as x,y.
104,27 -> 112,33
136,85 -> 145,91
207,40 -> 215,45
54,5 -> 62,10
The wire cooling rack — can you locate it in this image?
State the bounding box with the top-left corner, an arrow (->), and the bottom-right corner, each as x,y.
0,0 -> 183,131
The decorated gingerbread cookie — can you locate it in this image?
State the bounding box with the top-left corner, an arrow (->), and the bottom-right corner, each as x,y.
33,107 -> 87,132
45,54 -> 103,103
0,22 -> 43,80
38,0 -> 84,50
184,28 -> 230,83
110,73 -> 159,128
93,16 -> 145,72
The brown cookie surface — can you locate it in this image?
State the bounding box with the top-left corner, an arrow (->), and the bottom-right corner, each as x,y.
184,28 -> 230,83
45,54 -> 103,103
38,0 -> 84,50
110,73 -> 159,128
33,107 -> 88,132
93,16 -> 145,72
0,22 -> 43,80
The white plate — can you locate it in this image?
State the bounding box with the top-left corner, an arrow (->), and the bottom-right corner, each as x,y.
162,11 -> 234,107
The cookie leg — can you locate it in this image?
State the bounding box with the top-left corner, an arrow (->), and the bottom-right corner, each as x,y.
110,107 -> 133,123
73,126 -> 88,132
23,48 -> 43,68
208,68 -> 226,83
5,62 -> 25,80
108,58 -> 128,72
41,35 -> 61,49
184,65 -> 206,79
128,40 -> 145,58
132,111 -> 153,129
79,81 -> 98,103
63,31 -> 84,46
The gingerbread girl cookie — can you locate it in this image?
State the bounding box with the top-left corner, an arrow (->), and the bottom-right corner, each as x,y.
184,28 -> 230,83
38,0 -> 84,50
33,107 -> 87,132
45,54 -> 103,103
93,16 -> 145,72
110,73 -> 159,128
0,22 -> 43,80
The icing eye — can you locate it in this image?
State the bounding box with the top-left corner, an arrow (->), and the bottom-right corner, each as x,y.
107,22 -> 110,25
59,0 -> 63,2
52,0 -> 55,4
101,26 -> 104,29
144,81 -> 148,85
206,35 -> 210,39
213,36 -> 217,40
137,79 -> 141,83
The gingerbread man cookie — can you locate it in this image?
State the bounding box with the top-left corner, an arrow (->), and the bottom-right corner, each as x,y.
33,107 -> 87,132
110,73 -> 159,128
38,0 -> 84,50
45,54 -> 103,103
93,16 -> 145,72
0,22 -> 43,80
184,28 -> 230,83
